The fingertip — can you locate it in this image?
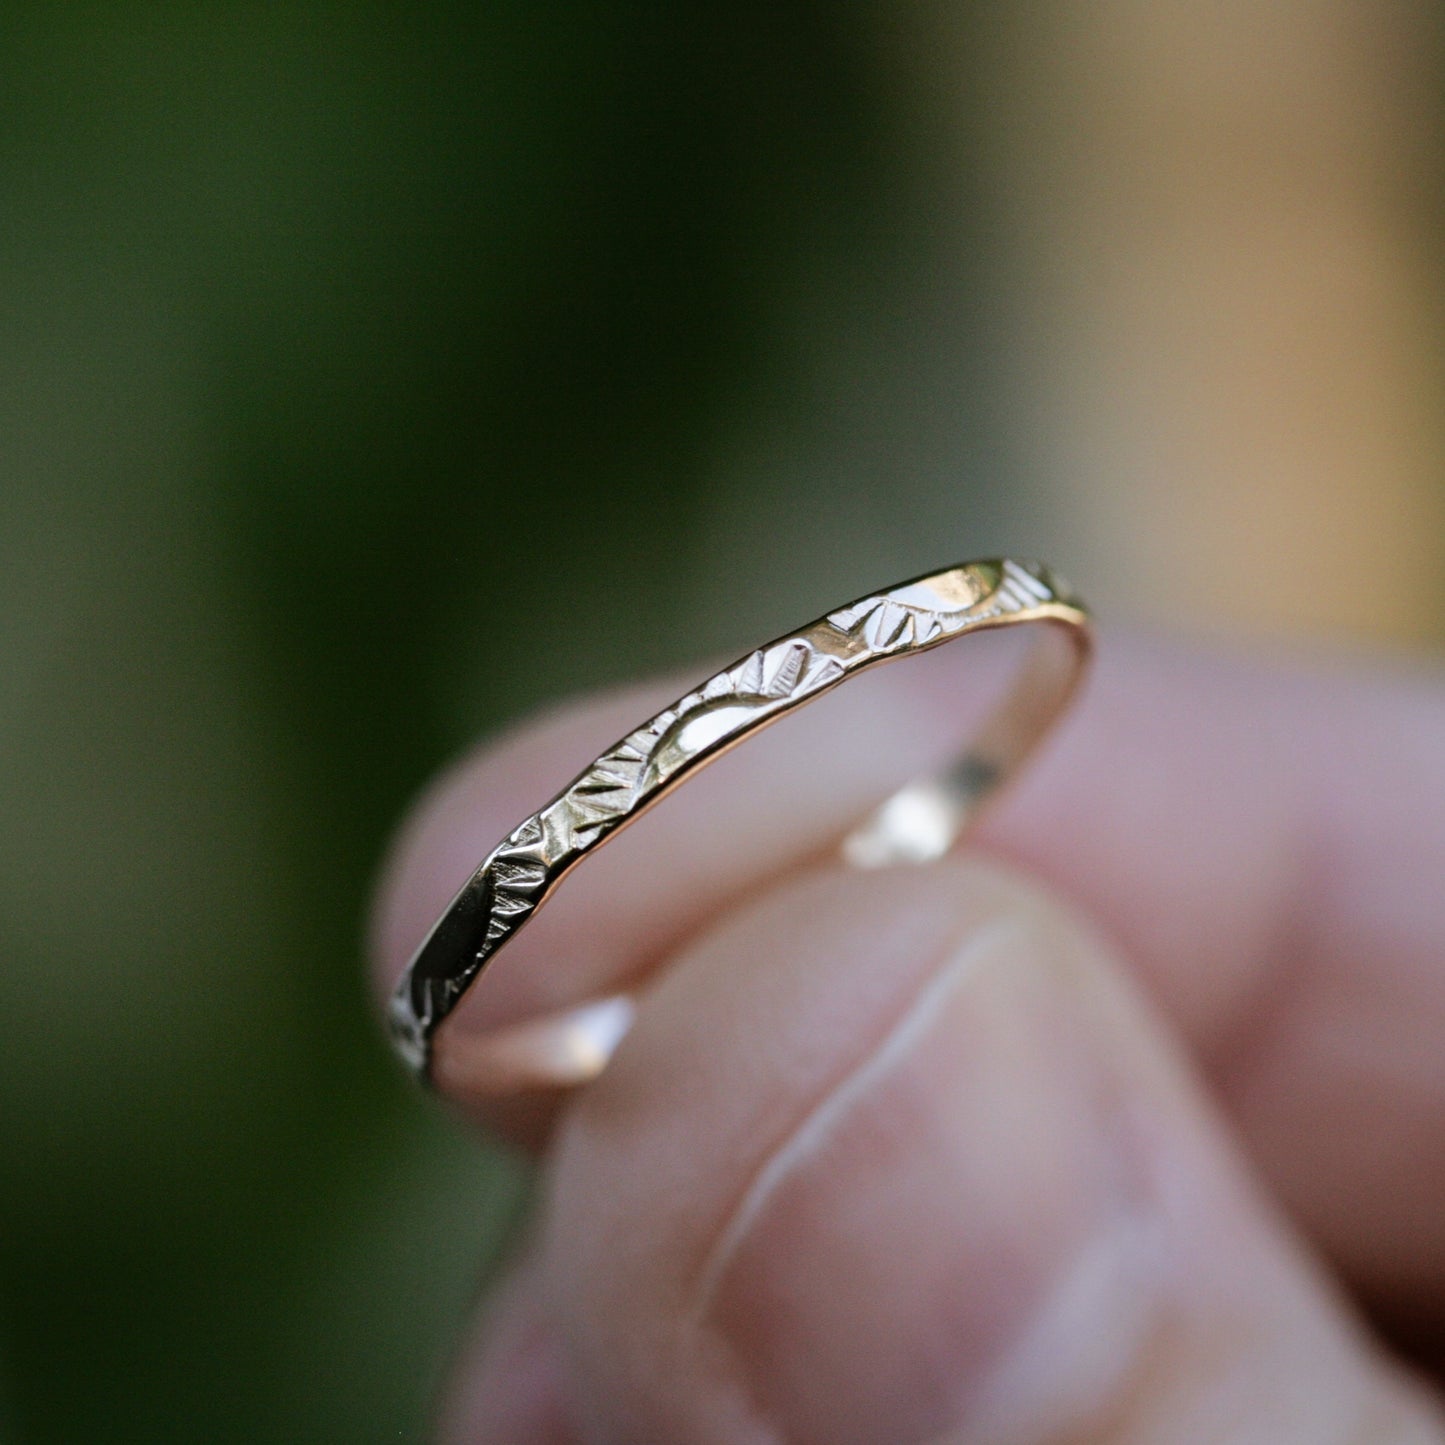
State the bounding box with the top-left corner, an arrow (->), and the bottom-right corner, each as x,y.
542,859 -> 1149,1440
365,629 -> 1030,1066
537,855 -> 1445,1442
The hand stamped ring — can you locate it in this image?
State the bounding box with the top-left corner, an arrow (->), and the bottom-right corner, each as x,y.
389,559 -> 1091,1094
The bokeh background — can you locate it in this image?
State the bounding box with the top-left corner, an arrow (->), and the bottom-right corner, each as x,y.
2,5 -> 1442,1441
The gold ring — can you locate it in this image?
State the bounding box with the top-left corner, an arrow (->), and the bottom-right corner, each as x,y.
389,558 -> 1091,1093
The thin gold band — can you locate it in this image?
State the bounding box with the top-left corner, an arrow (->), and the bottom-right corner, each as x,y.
389,559 -> 1091,1092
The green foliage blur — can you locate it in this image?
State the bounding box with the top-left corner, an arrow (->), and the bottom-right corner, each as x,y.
0,5 -> 1001,1439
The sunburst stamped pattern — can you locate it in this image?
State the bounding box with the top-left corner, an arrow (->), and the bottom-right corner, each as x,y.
389,558 -> 1085,1077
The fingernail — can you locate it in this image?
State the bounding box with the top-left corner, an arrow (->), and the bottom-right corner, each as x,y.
698,912 -> 1160,1445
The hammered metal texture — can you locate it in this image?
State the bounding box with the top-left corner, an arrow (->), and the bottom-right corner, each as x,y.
389,558 -> 1085,1079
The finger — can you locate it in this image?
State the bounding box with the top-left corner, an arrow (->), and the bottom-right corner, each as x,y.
496,859 -> 1444,1444
371,632 -> 1006,1035
431,1252 -> 577,1445
994,637 -> 1445,1311
370,631 -> 1445,1297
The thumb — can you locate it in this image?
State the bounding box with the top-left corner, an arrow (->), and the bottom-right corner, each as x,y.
463,860 -> 1442,1443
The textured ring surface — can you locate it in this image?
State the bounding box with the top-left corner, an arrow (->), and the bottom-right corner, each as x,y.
389,558 -> 1090,1087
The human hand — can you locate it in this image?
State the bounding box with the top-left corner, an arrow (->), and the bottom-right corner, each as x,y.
371,633 -> 1445,1443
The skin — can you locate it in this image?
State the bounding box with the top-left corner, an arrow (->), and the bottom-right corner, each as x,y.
370,630 -> 1445,1443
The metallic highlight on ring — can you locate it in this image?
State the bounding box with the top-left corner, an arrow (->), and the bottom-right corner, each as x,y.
389,558 -> 1091,1087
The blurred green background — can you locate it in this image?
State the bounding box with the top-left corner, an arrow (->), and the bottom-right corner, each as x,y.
3,5 -> 1442,1441
0,6 -> 992,1440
